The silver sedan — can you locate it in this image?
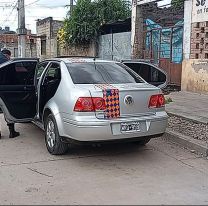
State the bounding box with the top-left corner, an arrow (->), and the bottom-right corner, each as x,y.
0,57 -> 168,155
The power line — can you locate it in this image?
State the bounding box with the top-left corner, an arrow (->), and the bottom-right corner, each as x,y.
1,0 -> 18,25
16,0 -> 41,10
10,10 -> 18,27
0,0 -> 69,28
34,4 -> 72,8
25,0 -> 41,7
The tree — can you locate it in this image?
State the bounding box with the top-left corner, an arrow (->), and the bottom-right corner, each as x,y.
58,0 -> 131,46
171,0 -> 184,8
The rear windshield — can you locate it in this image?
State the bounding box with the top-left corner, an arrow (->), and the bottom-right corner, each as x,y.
67,62 -> 144,84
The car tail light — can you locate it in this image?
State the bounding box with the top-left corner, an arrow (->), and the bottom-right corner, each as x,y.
149,94 -> 165,108
157,94 -> 165,107
74,97 -> 106,112
74,97 -> 94,112
93,97 -> 106,111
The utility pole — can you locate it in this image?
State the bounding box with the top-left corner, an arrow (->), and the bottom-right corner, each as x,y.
70,0 -> 73,15
17,0 -> 27,57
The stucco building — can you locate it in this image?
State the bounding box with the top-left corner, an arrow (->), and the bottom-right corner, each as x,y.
36,17 -> 63,60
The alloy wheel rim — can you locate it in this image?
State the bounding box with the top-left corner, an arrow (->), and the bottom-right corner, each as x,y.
46,120 -> 55,148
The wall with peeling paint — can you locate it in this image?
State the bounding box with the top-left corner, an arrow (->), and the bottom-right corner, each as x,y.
181,0 -> 208,94
182,59 -> 208,93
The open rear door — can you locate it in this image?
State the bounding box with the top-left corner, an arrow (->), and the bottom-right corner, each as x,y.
122,60 -> 167,89
0,59 -> 38,122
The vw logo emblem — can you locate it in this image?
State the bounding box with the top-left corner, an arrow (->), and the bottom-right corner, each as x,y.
124,95 -> 134,106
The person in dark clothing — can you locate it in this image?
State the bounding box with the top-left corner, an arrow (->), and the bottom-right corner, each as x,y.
0,49 -> 20,139
0,50 -> 9,64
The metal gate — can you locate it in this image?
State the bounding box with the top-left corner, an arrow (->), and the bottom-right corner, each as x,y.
98,32 -> 131,61
143,19 -> 183,88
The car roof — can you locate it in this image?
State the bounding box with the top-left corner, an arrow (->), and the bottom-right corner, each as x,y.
47,57 -> 118,64
121,59 -> 159,67
122,59 -> 153,63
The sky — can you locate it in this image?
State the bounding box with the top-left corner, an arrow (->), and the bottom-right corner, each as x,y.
0,0 -> 170,34
0,0 -> 70,33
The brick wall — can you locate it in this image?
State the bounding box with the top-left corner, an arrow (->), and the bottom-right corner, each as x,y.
0,34 -> 37,58
190,21 -> 208,59
0,34 -> 18,44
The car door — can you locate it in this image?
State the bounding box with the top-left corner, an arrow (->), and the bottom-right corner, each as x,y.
122,61 -> 167,89
39,62 -> 61,119
0,59 -> 38,122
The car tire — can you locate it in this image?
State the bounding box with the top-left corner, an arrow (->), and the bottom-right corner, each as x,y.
45,114 -> 69,155
134,138 -> 151,146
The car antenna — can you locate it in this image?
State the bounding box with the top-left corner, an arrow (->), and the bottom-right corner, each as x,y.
93,56 -> 97,70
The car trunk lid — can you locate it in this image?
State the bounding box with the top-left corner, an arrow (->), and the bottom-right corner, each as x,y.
77,83 -> 161,119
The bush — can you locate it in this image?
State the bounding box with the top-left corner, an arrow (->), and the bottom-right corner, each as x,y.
58,0 -> 131,46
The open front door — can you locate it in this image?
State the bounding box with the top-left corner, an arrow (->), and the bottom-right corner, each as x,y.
122,61 -> 167,89
0,59 -> 38,122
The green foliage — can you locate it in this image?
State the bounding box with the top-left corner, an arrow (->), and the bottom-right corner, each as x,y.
171,0 -> 184,8
58,0 -> 131,45
165,97 -> 173,104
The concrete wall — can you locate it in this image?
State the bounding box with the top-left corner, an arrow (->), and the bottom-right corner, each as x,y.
182,59 -> 208,93
181,0 -> 208,93
183,0 -> 193,60
58,42 -> 96,57
36,38 -> 41,59
3,42 -> 36,58
25,43 -> 37,58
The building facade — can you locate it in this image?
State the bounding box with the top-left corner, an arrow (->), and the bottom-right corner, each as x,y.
0,30 -> 37,58
36,17 -> 63,60
131,0 -> 184,89
182,0 -> 208,93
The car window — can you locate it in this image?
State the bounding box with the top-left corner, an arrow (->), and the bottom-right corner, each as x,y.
37,62 -> 49,78
67,62 -> 144,84
0,61 -> 37,85
124,63 -> 166,83
43,62 -> 61,85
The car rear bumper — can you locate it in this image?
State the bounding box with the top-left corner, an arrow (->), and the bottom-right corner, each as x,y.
56,111 -> 168,142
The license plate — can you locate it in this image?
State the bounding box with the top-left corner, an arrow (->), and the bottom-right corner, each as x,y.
120,122 -> 140,133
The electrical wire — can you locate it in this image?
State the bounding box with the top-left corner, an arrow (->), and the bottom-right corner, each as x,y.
25,0 -> 42,7
1,0 -> 18,26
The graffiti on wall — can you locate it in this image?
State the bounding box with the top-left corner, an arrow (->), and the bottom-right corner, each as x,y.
145,19 -> 184,63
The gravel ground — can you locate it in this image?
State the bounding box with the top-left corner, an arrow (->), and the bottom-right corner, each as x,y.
168,116 -> 208,142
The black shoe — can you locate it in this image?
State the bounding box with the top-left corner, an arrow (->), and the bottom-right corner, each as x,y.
0,132 -> 1,139
9,131 -> 20,138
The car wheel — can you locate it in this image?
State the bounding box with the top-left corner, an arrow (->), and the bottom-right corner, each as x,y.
134,138 -> 151,146
45,114 -> 68,155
